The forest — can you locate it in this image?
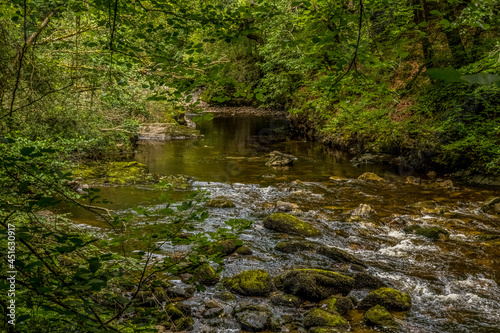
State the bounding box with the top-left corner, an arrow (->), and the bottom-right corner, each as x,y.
1,0 -> 500,332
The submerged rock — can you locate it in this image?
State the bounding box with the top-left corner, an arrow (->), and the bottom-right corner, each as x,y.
365,304 -> 398,329
303,308 -> 350,330
264,213 -> 321,237
404,225 -> 449,241
204,198 -> 236,208
224,269 -> 274,296
277,269 -> 355,301
358,172 -> 384,181
275,240 -> 320,253
317,246 -> 366,267
357,287 -> 411,311
266,151 -> 296,167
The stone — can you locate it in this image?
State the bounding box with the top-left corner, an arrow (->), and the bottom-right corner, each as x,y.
73,161 -> 153,185
438,179 -> 454,190
204,198 -> 236,208
234,302 -> 272,332
365,305 -> 398,329
357,287 -> 411,311
270,292 -> 302,307
234,245 -> 253,255
266,151 -> 296,167
403,225 -> 449,241
353,272 -> 387,290
192,263 -> 219,285
349,204 -> 376,216
166,284 -> 195,299
206,238 -> 241,255
319,296 -> 354,315
276,201 -> 299,212
317,246 -> 366,267
277,269 -> 355,301
482,197 -> 500,213
164,303 -> 193,331
275,240 -> 320,253
224,270 -> 274,296
203,300 -> 224,318
214,291 -> 236,302
303,309 -> 350,329
264,213 -> 321,237
406,176 -> 421,184
357,172 -> 384,181
427,171 -> 437,180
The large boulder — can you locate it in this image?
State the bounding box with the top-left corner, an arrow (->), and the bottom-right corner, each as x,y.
266,151 -> 296,167
224,270 -> 274,296
358,287 -> 411,311
303,308 -> 350,330
264,213 -> 321,237
277,269 -> 355,301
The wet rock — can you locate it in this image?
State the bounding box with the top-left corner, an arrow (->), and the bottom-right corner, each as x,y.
406,176 -> 421,184
437,179 -> 455,190
166,283 -> 195,299
234,302 -> 272,332
275,240 -> 320,253
266,151 -> 296,167
73,161 -> 154,185
482,197 -> 500,214
357,287 -> 411,311
270,292 -> 302,307
192,263 -> 219,285
165,303 -> 193,331
277,269 -> 355,301
203,300 -> 224,318
404,225 -> 449,241
303,308 -> 350,330
206,238 -> 241,255
204,198 -> 236,208
365,305 -> 398,329
139,122 -> 203,140
317,246 -> 366,267
277,201 -> 299,212
353,272 -> 387,290
214,291 -> 236,302
319,296 -> 354,315
224,269 -> 274,296
264,213 -> 321,237
357,172 -> 384,181
407,200 -> 437,210
349,204 -> 376,217
234,245 -> 253,255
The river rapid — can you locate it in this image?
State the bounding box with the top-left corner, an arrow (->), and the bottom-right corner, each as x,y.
69,115 -> 500,333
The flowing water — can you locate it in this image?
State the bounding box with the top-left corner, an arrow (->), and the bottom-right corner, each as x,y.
68,115 -> 500,333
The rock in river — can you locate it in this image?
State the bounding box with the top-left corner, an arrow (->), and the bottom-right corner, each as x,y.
264,213 -> 321,237
357,287 -> 411,311
266,151 -> 296,167
365,304 -> 399,329
224,269 -> 274,296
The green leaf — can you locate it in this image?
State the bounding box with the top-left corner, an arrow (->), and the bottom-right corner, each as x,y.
430,10 -> 441,15
440,19 -> 451,29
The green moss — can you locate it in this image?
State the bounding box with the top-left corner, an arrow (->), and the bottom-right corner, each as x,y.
223,269 -> 273,296
192,263 -> 219,285
320,296 -> 354,315
73,161 -> 153,185
358,287 -> 411,311
234,245 -> 253,255
155,174 -> 192,190
206,238 -> 241,255
278,269 -> 355,301
404,225 -> 449,241
365,305 -> 397,328
264,213 -> 321,237
204,198 -> 236,208
303,309 -> 349,329
270,292 -> 302,307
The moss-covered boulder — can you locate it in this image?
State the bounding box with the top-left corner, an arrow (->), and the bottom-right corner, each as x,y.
204,198 -> 236,208
277,269 -> 355,301
404,225 -> 449,241
353,272 -> 387,290
319,296 -> 354,315
73,161 -> 153,185
358,172 -> 384,181
224,270 -> 274,296
264,213 -> 321,237
206,238 -> 242,255
270,292 -> 302,307
275,240 -> 320,253
358,287 -> 411,311
303,309 -> 350,330
192,263 -> 219,285
234,245 -> 253,255
317,246 -> 366,267
365,305 -> 398,328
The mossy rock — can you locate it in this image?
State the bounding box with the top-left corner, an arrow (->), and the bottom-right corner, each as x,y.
172,316 -> 194,331
317,246 -> 366,267
264,213 -> 321,237
404,225 -> 449,241
165,303 -> 193,331
224,269 -> 274,296
358,287 -> 411,311
309,328 -> 349,333
73,161 -> 153,185
319,296 -> 354,315
275,240 -> 320,253
205,198 -> 236,208
353,272 -> 387,290
277,269 -> 355,301
365,305 -> 398,328
235,245 -> 253,255
156,174 -> 192,190
192,263 -> 219,285
214,291 -> 236,302
270,292 -> 302,307
207,238 -> 242,255
357,172 -> 384,181
303,309 -> 349,329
